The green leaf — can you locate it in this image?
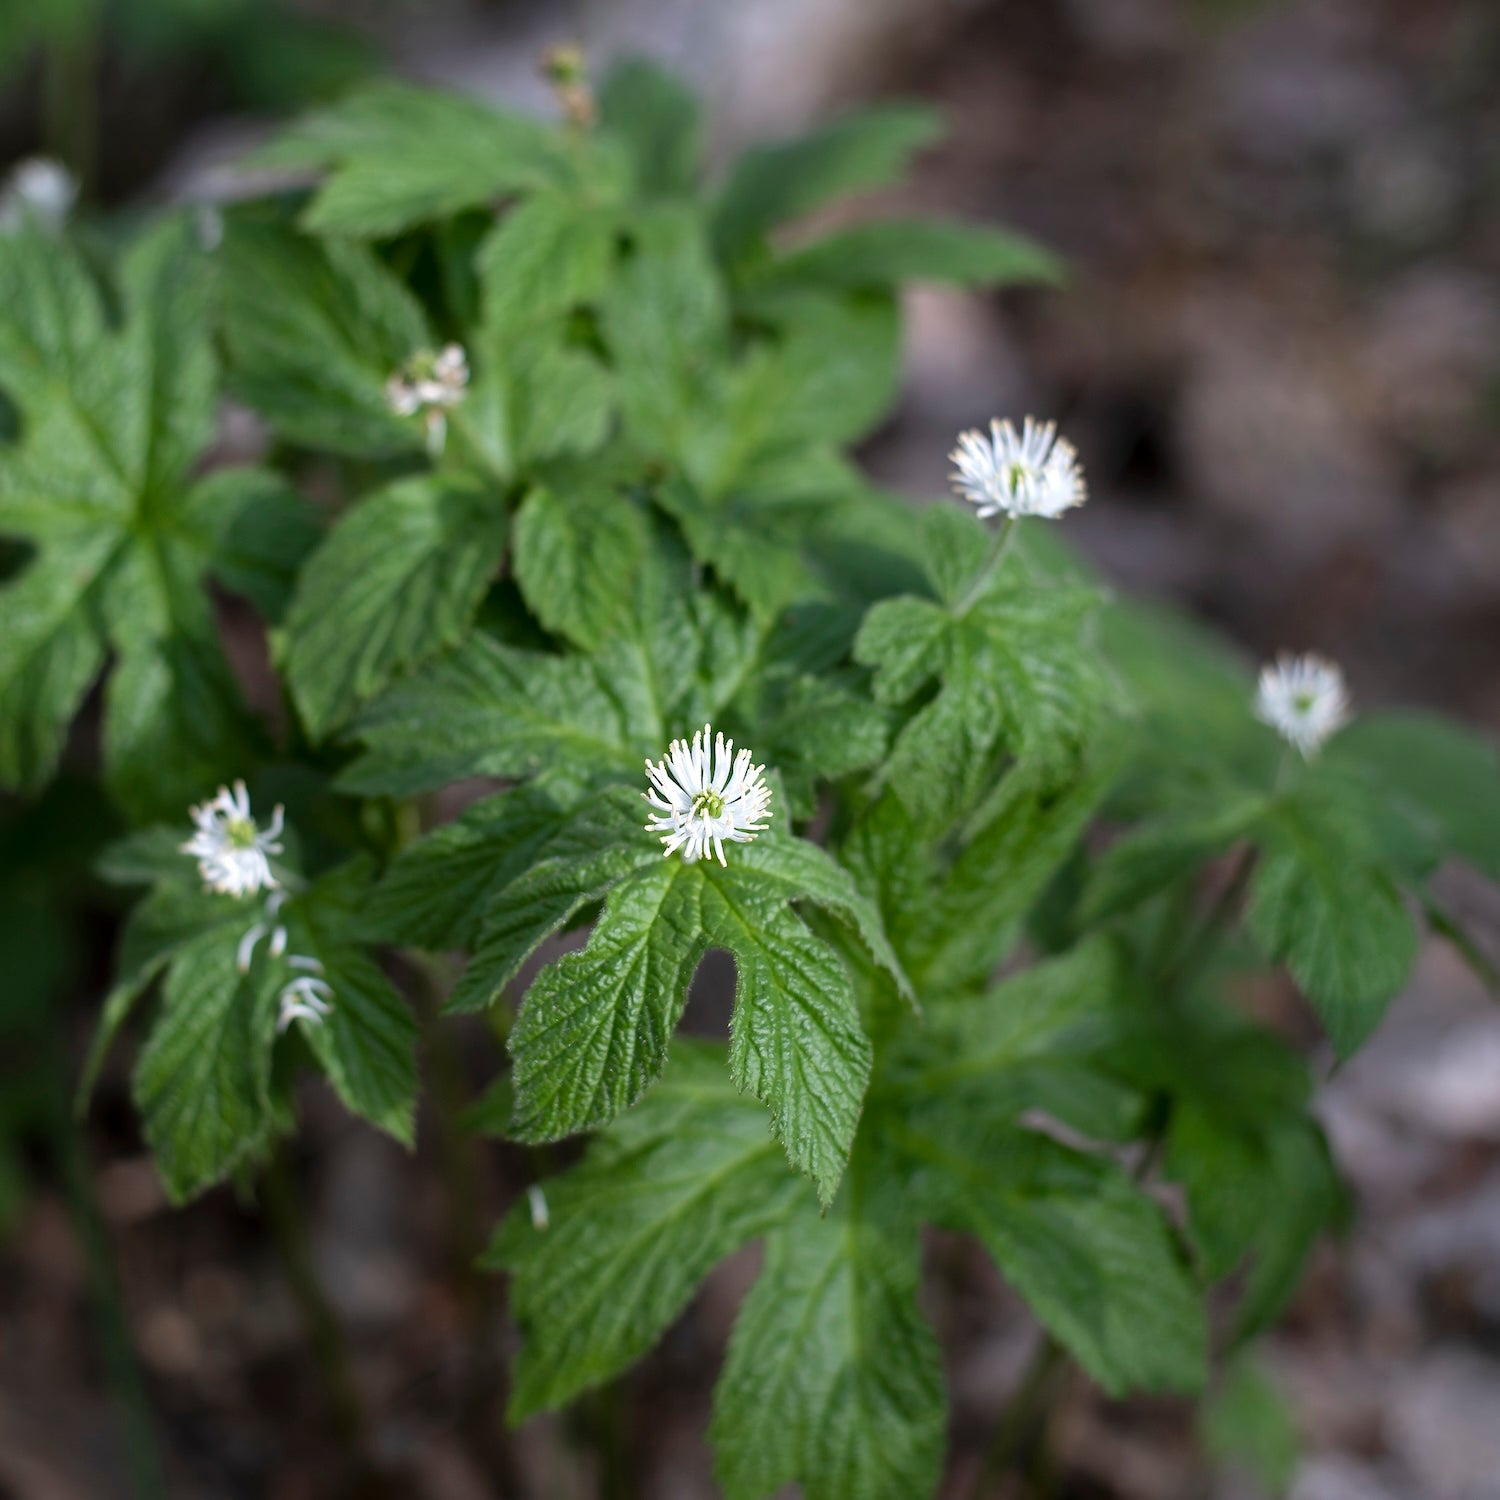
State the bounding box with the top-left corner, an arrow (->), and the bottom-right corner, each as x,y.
729,834 -> 913,1006
654,475 -> 820,621
749,669 -> 888,817
1328,713 -> 1500,881
854,538 -> 1112,831
1082,793 -> 1270,923
599,57 -> 701,198
366,782 -> 584,951
487,1042 -> 801,1417
508,860 -> 704,1143
102,607 -> 259,817
461,325 -> 615,479
500,824 -> 878,1199
918,754 -> 1122,991
188,467 -> 322,624
133,930 -> 279,1202
712,105 -> 943,263
1100,600 -> 1274,796
711,1195 -> 945,1500
906,940 -> 1139,1139
343,633 -> 636,796
78,874 -> 251,1108
600,205 -> 727,463
257,81 -> 599,238
1249,798 -> 1418,1054
283,474 -> 507,739
760,217 -> 1063,292
477,190 -> 618,333
220,218 -> 429,456
1232,1121 -> 1342,1341
297,944 -> 416,1146
0,543 -> 109,790
512,481 -> 647,650
1203,1358 -> 1300,1496
0,220 -> 252,811
700,862 -> 872,1202
914,1118 -> 1205,1395
446,785 -> 658,1013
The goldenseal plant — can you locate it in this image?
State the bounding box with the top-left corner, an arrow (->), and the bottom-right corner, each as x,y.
1,54 -> 1495,1498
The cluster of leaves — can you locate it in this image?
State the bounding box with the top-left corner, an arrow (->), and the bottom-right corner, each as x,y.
3,56 -> 1498,1498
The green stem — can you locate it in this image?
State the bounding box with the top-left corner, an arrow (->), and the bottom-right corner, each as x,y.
971,1335 -> 1066,1499
260,1149 -> 368,1457
955,516 -> 1019,617
49,1059 -> 165,1497
42,17 -> 98,195
1160,841 -> 1258,996
405,953 -> 525,1491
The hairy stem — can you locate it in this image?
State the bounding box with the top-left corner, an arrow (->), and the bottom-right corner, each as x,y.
955,516 -> 1019,617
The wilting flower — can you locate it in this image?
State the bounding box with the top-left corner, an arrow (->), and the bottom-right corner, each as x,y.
386,343 -> 469,454
236,890 -> 290,974
527,1185 -> 550,1231
644,723 -> 773,866
949,416 -> 1086,520
182,781 -> 284,898
277,961 -> 333,1032
1254,653 -> 1351,758
0,157 -> 77,233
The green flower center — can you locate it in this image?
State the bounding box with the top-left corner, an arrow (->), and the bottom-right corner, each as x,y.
1293,691 -> 1315,715
1005,461 -> 1029,495
692,789 -> 726,820
226,817 -> 259,849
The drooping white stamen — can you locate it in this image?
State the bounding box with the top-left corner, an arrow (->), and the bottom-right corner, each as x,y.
181,781 -> 284,898
643,723 -> 773,866
949,416 -> 1087,520
1254,653 -> 1351,759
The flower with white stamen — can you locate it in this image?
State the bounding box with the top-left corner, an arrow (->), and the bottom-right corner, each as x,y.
949,416 -> 1087,520
277,974 -> 334,1033
1254,653 -> 1351,758
182,781 -> 283,898
644,723 -> 773,866
386,343 -> 469,455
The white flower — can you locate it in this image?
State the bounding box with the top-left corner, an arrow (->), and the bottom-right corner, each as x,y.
644,723 -> 773,866
0,157 -> 77,233
384,343 -> 469,416
1254,653 -> 1351,758
386,343 -> 469,456
181,781 -> 284,898
276,973 -> 333,1033
949,416 -> 1087,520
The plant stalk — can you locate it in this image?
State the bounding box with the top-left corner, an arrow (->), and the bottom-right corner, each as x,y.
260,1148 -> 368,1458
50,1063 -> 165,1497
955,516 -> 1019,616
971,1334 -> 1066,1498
